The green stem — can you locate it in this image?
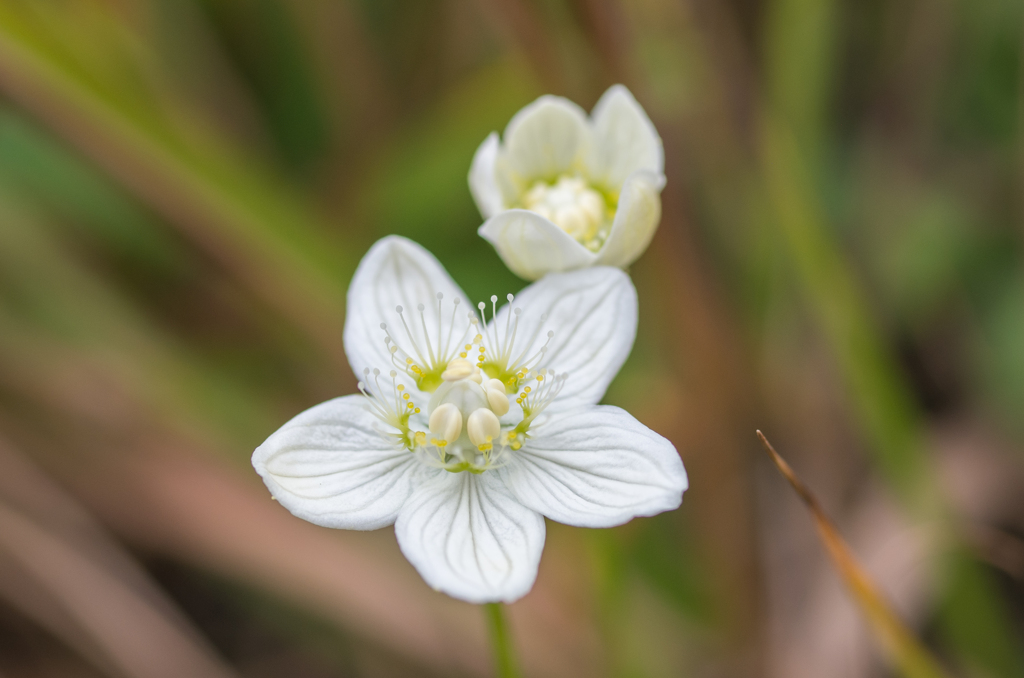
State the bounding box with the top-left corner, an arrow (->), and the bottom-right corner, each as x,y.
485,602 -> 520,678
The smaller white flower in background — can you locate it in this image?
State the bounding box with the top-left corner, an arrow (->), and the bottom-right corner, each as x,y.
470,84 -> 664,280
253,236 -> 687,603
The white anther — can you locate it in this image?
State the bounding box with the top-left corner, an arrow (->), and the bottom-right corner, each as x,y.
482,378 -> 509,416
486,387 -> 510,416
467,408 -> 501,447
522,176 -> 608,246
582,190 -> 603,218
556,206 -> 587,238
442,358 -> 475,382
428,403 -> 462,443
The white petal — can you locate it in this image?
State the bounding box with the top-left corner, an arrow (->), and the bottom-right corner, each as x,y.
343,236 -> 473,399
586,85 -> 664,189
594,170 -> 664,268
478,209 -> 597,281
469,132 -> 504,219
501,405 -> 687,527
503,95 -> 590,182
492,267 -> 636,409
395,471 -> 545,603
252,395 -> 427,531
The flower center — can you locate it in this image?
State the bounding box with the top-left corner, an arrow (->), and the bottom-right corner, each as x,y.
521,175 -> 616,252
421,358 -> 508,472
366,292 -> 568,474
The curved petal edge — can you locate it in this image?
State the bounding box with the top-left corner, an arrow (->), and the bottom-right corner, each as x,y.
502,95 -> 591,182
501,405 -> 687,528
395,471 -> 546,603
252,395 -> 426,531
491,266 -> 637,409
478,209 -> 597,281
469,132 -> 504,219
588,84 -> 664,188
595,170 -> 664,269
343,235 -> 471,399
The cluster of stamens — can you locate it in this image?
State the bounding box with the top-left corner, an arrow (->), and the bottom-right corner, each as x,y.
521,175 -> 616,252
380,292 -> 478,393
515,369 -> 567,423
357,368 -> 420,449
476,293 -> 554,393
366,290 -> 568,473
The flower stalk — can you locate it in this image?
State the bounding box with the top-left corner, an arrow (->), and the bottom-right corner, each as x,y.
485,603 -> 520,678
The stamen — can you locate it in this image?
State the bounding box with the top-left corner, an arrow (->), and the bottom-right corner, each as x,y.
520,174 -> 615,251
417,303 -> 435,366
379,297 -> 478,391
357,367 -> 422,449
443,295 -> 461,361
474,290 -> 555,391
516,369 -> 568,427
501,294 -> 514,361
395,306 -> 428,367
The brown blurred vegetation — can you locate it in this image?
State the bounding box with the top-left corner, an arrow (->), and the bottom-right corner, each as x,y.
0,0 -> 1022,677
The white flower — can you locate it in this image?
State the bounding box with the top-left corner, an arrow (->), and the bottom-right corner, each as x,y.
252,236 -> 687,603
469,84 -> 665,280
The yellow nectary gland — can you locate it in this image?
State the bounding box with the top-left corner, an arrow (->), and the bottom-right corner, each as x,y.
359,368 -> 420,450
381,294 -> 479,393
412,364 -> 445,394
521,175 -> 617,252
476,297 -> 554,394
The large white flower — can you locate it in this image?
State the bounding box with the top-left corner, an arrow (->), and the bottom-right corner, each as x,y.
253,236 -> 687,603
470,84 -> 665,280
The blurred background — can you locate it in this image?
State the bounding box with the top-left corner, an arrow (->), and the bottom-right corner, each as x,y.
0,1 -> 1022,676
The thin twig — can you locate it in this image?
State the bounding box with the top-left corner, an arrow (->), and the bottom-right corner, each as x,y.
756,431 -> 952,678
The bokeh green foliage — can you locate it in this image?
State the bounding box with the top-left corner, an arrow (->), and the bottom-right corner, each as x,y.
0,1 -> 1022,677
